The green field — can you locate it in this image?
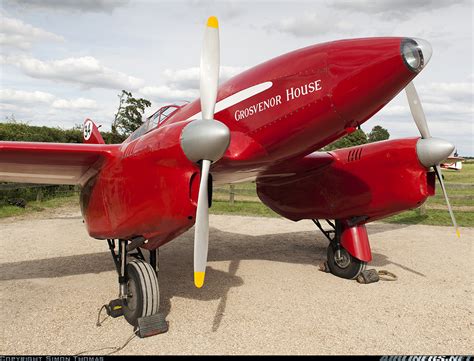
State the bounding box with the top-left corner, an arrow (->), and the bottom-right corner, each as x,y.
0,194 -> 79,218
0,164 -> 472,227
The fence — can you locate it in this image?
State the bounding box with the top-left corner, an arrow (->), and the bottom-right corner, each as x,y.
214,183 -> 259,203
0,180 -> 471,210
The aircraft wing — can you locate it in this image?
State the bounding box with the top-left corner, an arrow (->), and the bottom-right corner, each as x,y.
0,141 -> 118,185
257,151 -> 334,185
442,156 -> 464,163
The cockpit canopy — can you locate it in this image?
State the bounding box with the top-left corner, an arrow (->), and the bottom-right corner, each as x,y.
128,104 -> 182,142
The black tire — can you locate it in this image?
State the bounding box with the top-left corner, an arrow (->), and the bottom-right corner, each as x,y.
327,244 -> 366,280
123,259 -> 159,326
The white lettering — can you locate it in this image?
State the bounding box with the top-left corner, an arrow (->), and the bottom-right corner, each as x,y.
233,79 -> 321,121
301,84 -> 308,96
294,87 -> 301,98
315,79 -> 322,91
286,88 -> 294,101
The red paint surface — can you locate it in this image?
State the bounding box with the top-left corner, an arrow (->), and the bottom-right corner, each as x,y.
340,224 -> 372,262
0,37 -> 435,254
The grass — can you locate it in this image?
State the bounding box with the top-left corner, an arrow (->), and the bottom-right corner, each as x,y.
0,194 -> 79,219
211,199 -> 278,218
384,209 -> 474,227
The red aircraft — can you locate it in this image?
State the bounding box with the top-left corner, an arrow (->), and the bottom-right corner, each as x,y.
0,17 -> 460,327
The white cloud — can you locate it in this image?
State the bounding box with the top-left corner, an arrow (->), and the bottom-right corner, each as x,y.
4,0 -> 129,13
139,86 -> 199,103
0,14 -> 64,50
0,89 -> 98,110
163,66 -> 247,90
419,82 -> 473,104
140,66 -> 246,102
0,89 -> 55,104
265,13 -> 354,38
1,55 -> 144,90
327,0 -> 469,19
51,98 -> 98,110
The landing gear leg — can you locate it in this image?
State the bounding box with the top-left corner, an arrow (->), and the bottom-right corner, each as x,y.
149,248 -> 158,274
106,238 -> 160,326
312,220 -> 367,280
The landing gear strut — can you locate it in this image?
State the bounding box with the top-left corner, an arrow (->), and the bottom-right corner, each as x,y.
313,219 -> 367,280
107,238 -> 160,326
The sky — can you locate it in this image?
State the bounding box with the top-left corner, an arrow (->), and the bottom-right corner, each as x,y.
0,0 -> 473,155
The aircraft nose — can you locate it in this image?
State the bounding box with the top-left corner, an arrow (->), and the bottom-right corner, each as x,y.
401,38 -> 432,72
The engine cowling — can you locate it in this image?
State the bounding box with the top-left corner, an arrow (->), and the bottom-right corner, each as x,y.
257,138 -> 436,223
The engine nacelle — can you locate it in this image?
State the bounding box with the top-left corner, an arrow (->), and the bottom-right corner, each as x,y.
257,138 -> 436,223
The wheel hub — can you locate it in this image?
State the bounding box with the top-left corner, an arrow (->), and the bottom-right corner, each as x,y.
126,278 -> 138,312
334,248 -> 351,269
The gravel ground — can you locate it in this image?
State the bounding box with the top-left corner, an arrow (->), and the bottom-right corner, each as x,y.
0,205 -> 472,355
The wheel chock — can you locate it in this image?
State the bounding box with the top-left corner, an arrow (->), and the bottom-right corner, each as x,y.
318,261 -> 330,273
136,313 -> 169,338
356,269 -> 380,284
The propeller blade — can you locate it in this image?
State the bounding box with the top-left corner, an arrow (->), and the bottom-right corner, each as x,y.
434,165 -> 460,238
194,159 -> 211,288
189,16 -> 228,288
200,16 -> 220,120
405,82 -> 459,237
405,81 -> 431,139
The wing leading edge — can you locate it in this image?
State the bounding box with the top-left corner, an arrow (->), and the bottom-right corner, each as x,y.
0,141 -> 118,185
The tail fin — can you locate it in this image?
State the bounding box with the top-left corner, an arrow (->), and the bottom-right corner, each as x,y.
83,118 -> 105,144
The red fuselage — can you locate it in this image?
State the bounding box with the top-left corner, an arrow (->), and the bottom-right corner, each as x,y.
80,37 -> 428,248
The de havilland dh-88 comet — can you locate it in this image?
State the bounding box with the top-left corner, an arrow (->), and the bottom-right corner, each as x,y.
0,17 -> 460,330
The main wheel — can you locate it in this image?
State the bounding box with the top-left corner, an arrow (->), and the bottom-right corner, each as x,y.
327,244 -> 366,280
123,259 -> 160,326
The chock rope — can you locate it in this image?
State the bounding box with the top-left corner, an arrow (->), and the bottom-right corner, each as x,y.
96,304 -> 110,327
74,305 -> 137,356
377,269 -> 398,281
74,331 -> 137,356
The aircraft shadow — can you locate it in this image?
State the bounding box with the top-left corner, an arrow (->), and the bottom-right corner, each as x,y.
0,222 -> 421,331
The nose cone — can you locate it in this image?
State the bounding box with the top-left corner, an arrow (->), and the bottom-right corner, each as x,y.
328,37 -> 426,128
401,38 -> 432,72
416,138 -> 454,167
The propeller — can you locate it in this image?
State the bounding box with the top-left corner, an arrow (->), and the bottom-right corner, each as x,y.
180,16 -> 231,288
405,81 -> 460,238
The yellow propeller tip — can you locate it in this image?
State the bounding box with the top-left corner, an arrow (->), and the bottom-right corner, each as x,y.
194,272 -> 205,288
207,16 -> 218,28
456,229 -> 461,238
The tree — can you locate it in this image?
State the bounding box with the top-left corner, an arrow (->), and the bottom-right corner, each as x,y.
368,125 -> 390,143
112,90 -> 151,137
324,129 -> 368,151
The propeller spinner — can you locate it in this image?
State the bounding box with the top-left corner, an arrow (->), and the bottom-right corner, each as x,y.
180,16 -> 231,288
